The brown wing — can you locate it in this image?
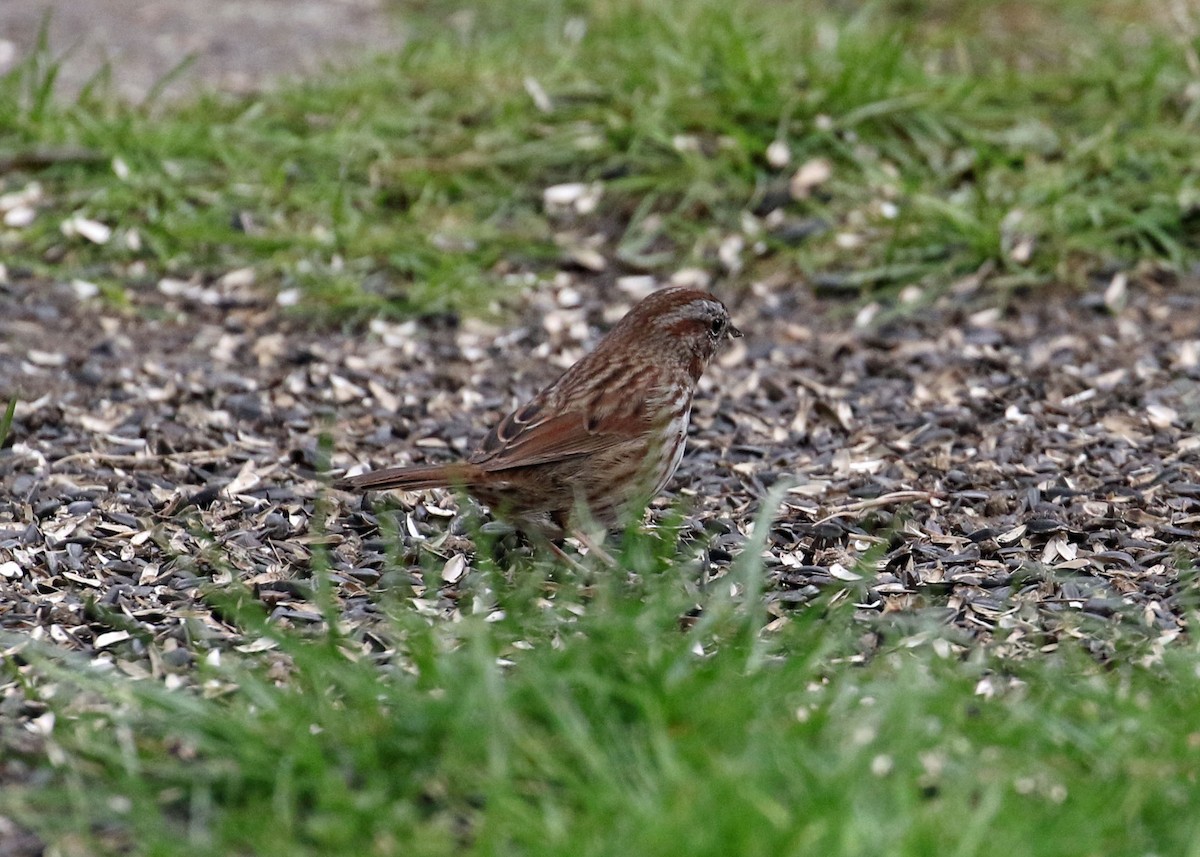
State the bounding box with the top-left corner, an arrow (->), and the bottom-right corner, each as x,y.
470,391 -> 652,472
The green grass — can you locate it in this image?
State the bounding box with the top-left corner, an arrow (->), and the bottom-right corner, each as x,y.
5,533 -> 1200,856
0,397 -> 15,448
2,0 -> 1197,318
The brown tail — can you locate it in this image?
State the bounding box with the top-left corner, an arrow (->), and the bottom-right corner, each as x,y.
335,462 -> 478,492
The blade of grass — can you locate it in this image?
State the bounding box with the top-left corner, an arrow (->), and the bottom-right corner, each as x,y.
0,396 -> 16,448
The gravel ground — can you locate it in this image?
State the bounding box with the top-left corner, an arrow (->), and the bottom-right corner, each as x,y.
3,3 -> 1195,667
2,268 -> 1197,667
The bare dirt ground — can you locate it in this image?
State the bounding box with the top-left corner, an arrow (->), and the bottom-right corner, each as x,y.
1,0 -> 407,101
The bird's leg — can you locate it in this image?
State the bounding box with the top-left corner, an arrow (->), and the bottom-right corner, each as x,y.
569,528 -> 615,568
554,504 -> 618,569
516,509 -> 590,575
545,540 -> 593,576
547,510 -> 613,571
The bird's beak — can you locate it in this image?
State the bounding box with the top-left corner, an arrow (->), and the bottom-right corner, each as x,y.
727,323 -> 742,340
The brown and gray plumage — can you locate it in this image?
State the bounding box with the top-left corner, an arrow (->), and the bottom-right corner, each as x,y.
337,287 -> 740,535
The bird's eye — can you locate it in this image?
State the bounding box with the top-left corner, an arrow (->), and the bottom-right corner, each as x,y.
709,318 -> 724,338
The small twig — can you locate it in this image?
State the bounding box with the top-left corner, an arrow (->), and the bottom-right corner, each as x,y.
811,490 -> 938,525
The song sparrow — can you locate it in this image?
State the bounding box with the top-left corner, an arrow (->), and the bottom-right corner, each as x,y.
337,287 -> 741,536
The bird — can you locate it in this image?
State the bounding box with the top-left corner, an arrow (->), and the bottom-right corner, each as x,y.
337,286 -> 740,539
